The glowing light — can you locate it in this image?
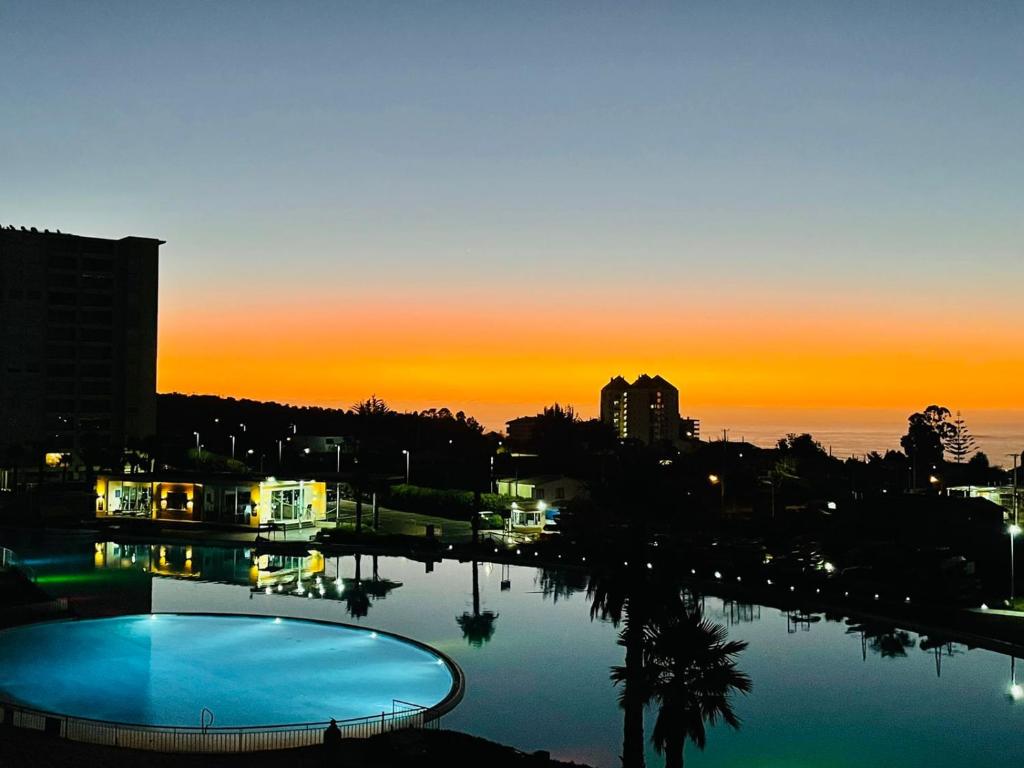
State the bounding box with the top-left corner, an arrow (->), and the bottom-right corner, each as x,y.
1011,684 -> 1024,701
1011,525 -> 1022,536
708,474 -> 720,485
714,571 -> 722,579
823,562 -> 836,573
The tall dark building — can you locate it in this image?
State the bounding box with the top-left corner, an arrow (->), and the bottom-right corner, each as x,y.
0,227 -> 161,468
600,373 -> 685,445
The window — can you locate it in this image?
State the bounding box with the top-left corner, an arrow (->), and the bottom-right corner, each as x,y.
47,326 -> 76,341
47,291 -> 76,306
47,309 -> 76,323
46,363 -> 76,377
81,310 -> 112,325
80,327 -> 111,342
47,254 -> 77,269
79,345 -> 112,360
80,363 -> 111,377
82,257 -> 113,273
165,492 -> 189,512
81,293 -> 112,307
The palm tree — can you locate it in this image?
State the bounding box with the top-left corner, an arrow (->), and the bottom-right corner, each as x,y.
591,552 -> 681,768
342,553 -> 371,618
640,607 -> 751,768
456,560 -> 498,646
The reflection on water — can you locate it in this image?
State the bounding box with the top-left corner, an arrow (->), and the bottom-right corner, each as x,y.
457,561 -> 498,647
6,535 -> 1024,767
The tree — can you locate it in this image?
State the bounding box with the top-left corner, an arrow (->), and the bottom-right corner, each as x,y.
351,395 -> 392,416
456,560 -> 498,646
900,406 -> 953,486
943,410 -> 978,464
639,606 -> 751,768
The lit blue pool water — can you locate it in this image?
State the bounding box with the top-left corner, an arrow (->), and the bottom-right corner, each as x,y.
0,614 -> 456,727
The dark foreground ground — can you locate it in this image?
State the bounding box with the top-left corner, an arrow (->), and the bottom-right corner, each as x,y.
0,727 -> 590,768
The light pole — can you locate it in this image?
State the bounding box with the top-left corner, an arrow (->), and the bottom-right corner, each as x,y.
402,449 -> 410,485
229,435 -> 236,458
193,431 -> 200,451
1011,524 -> 1021,605
1010,657 -> 1023,702
1008,454 -> 1020,523
336,444 -> 341,473
277,439 -> 283,466
239,423 -> 246,433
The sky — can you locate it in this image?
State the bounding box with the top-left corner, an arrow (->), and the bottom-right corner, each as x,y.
2,1 -> 1023,451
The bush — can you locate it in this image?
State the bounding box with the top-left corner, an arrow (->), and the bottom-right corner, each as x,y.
384,484 -> 513,521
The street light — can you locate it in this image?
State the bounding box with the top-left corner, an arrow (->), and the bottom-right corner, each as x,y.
402,449 -> 411,485
335,444 -> 341,473
1011,524 -> 1021,605
229,434 -> 236,458
193,432 -> 200,450
1010,657 -> 1023,702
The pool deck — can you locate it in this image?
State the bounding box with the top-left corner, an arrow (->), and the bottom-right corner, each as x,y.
0,727 -> 589,768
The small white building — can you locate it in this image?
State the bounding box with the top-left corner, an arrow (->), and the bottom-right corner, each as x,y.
496,475 -> 584,505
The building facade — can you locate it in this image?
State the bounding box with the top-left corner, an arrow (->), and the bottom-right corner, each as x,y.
600,374 -> 682,445
0,227 -> 161,467
95,473 -> 328,528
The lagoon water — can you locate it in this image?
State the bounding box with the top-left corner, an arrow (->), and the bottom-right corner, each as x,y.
5,535 -> 1024,766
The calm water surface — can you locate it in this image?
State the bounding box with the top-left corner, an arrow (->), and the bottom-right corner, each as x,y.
4,534 -> 1024,767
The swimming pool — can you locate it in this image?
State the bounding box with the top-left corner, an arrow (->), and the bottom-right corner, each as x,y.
0,614 -> 461,728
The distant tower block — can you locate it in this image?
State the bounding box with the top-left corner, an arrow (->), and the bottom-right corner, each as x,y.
601,374 -> 695,445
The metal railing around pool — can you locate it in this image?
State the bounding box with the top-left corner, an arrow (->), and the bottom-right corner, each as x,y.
1,699 -> 435,753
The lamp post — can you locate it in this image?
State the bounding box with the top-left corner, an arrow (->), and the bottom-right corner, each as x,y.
1008,453 -> 1020,524
193,432 -> 200,451
277,439 -> 283,466
336,444 -> 341,473
1010,657 -> 1023,702
1011,524 -> 1022,605
229,434 -> 236,458
402,449 -> 410,485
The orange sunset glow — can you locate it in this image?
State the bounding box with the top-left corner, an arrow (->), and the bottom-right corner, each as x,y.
158,288 -> 1024,433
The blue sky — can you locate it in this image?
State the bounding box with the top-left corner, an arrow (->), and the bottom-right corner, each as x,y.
2,2 -> 1023,439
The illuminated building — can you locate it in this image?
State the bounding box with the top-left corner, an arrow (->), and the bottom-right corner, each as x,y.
0,226 -> 161,469
601,374 -> 694,445
95,474 -> 327,528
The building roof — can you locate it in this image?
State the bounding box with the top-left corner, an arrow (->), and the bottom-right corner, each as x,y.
498,474 -> 578,485
630,373 -> 676,391
602,376 -> 630,391
0,225 -> 165,245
